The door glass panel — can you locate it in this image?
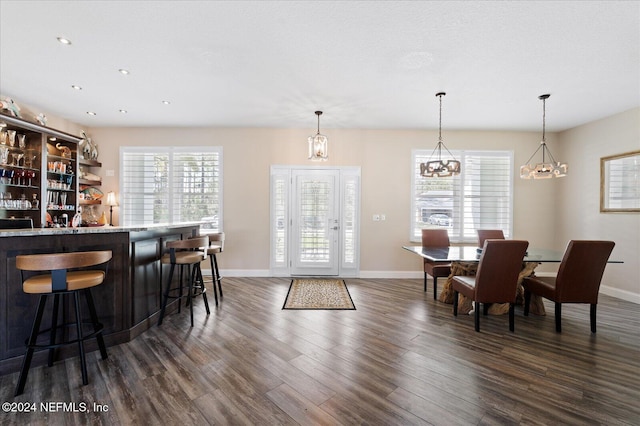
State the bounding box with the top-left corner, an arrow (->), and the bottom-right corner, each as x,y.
298,179 -> 331,263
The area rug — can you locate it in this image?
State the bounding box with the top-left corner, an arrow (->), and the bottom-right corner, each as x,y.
283,278 -> 356,310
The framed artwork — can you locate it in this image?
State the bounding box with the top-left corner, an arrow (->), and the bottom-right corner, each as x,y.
600,150 -> 640,212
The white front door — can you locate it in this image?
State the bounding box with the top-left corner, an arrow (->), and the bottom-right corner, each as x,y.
290,169 -> 340,275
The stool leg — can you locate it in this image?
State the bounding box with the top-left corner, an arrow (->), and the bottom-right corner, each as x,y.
73,291 -> 88,385
197,264 -> 210,315
178,265 -> 184,312
187,265 -> 194,327
15,295 -> 48,396
158,263 -> 175,326
209,254 -> 219,306
48,294 -> 60,367
212,253 -> 223,298
85,289 -> 108,360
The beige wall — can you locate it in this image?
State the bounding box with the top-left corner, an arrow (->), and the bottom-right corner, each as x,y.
11,100 -> 637,300
557,108 -> 640,301
10,98 -> 640,303
87,126 -> 561,275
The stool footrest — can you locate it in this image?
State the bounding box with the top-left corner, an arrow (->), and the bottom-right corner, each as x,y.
25,322 -> 104,350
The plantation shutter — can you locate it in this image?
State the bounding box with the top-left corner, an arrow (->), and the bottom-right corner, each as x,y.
121,146 -> 222,229
411,150 -> 513,243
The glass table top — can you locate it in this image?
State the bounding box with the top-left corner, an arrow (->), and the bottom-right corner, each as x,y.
402,245 -> 622,263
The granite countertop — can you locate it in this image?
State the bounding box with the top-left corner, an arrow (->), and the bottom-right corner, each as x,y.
0,222 -> 209,237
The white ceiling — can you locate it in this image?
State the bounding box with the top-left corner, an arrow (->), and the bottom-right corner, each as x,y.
1,1 -> 638,132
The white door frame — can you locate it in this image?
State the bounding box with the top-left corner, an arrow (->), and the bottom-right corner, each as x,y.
270,165 -> 361,277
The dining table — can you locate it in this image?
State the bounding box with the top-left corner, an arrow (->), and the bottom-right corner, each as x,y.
403,245 -> 581,316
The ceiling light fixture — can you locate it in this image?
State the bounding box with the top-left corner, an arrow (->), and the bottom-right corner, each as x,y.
308,111 -> 328,161
56,37 -> 72,45
162,100 -> 171,105
71,85 -> 82,90
118,69 -> 130,75
86,111 -> 96,116
119,109 -> 128,114
420,92 -> 460,178
520,94 -> 568,179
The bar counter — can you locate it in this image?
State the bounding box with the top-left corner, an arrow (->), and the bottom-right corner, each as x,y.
0,223 -> 203,375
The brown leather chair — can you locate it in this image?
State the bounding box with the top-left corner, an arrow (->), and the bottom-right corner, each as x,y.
523,240 -> 615,333
421,229 -> 451,300
477,229 -> 504,247
453,240 -> 529,332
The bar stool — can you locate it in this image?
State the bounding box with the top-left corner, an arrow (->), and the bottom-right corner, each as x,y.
157,235 -> 209,327
206,232 -> 225,305
15,250 -> 112,396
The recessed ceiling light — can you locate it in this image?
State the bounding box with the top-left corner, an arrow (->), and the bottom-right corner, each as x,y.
71,85 -> 82,90
119,109 -> 128,114
57,37 -> 72,45
86,111 -> 97,116
118,69 -> 130,75
162,100 -> 171,105
49,137 -> 57,141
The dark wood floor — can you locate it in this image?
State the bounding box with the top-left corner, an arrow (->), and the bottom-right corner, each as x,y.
2,277 -> 639,425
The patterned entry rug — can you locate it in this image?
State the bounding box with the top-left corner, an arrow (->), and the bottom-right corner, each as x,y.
283,278 -> 356,310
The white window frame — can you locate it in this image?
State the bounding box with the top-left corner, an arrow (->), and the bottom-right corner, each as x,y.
411,149 -> 513,243
120,146 -> 223,230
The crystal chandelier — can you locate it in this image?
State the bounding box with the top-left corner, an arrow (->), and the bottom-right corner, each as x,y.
420,92 -> 460,177
520,94 -> 568,179
308,111 -> 328,161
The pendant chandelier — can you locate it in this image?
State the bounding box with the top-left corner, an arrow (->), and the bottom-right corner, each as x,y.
520,94 -> 568,179
308,111 -> 328,161
420,92 -> 460,178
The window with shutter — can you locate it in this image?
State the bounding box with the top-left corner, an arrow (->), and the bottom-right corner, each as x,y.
121,146 -> 222,229
411,150 -> 513,243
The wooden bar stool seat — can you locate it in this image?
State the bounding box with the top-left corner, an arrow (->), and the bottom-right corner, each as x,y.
157,236 -> 210,327
15,250 -> 112,396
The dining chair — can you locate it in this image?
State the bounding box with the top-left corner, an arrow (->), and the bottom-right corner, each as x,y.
523,240 -> 615,333
421,229 -> 451,300
452,239 -> 529,332
477,229 -> 504,247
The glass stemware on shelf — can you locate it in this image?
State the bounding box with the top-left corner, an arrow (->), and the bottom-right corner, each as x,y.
7,130 -> 16,147
0,146 -> 8,165
18,134 -> 26,149
12,151 -> 24,167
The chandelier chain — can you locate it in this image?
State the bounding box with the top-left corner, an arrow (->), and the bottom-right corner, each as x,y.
542,96 -> 546,143
438,93 -> 443,142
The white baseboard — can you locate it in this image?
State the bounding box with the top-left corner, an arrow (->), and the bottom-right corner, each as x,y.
600,285 -> 640,304
203,269 -> 639,305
